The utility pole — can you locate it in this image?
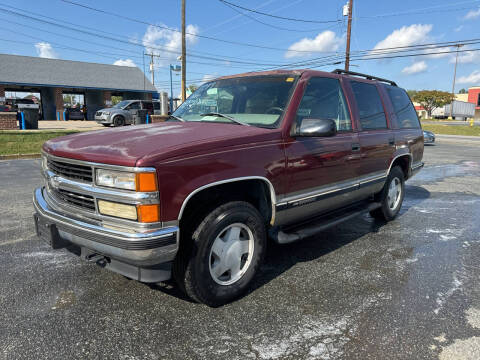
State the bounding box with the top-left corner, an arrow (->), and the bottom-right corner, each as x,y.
344,0 -> 353,71
450,43 -> 463,119
149,53 -> 155,86
181,0 -> 186,102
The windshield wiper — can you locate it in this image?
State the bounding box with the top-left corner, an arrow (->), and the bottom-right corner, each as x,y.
168,114 -> 185,122
200,112 -> 249,126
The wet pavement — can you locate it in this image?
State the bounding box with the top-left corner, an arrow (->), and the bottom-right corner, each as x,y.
1,139 -> 480,359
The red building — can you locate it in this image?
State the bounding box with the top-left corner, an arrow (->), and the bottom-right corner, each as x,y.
466,87 -> 480,120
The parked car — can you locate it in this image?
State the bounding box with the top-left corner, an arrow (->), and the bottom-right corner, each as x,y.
95,100 -> 161,127
34,69 -> 424,306
423,130 -> 435,144
0,104 -> 12,112
65,107 -> 84,121
6,98 -> 35,112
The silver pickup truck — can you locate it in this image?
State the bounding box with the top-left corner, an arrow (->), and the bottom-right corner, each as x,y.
95,100 -> 161,127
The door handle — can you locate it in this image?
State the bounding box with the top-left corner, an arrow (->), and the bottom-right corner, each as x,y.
351,143 -> 361,152
388,137 -> 395,146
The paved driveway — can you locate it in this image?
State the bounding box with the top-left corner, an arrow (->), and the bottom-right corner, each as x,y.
1,139 -> 480,359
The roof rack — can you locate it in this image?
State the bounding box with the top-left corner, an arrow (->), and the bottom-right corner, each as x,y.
331,69 -> 397,86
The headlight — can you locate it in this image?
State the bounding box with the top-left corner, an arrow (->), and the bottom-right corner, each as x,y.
95,169 -> 158,192
104,112 -> 110,115
96,169 -> 136,190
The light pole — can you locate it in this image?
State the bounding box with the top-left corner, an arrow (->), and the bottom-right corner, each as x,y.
170,64 -> 181,112
450,44 -> 463,119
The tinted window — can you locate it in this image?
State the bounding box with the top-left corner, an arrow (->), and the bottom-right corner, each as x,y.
351,82 -> 387,130
386,86 -> 420,128
296,77 -> 351,131
153,101 -> 160,110
126,101 -> 140,110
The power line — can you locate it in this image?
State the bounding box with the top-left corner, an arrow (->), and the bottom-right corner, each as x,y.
218,0 -> 340,23
219,0 -> 339,32
0,6 -> 299,66
58,0 -> 343,53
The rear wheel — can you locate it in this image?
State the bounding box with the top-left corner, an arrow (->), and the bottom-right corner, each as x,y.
113,116 -> 124,127
370,166 -> 405,221
173,201 -> 266,307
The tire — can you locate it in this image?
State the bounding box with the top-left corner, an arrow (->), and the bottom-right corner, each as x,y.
113,116 -> 124,127
370,166 -> 405,221
173,201 -> 266,307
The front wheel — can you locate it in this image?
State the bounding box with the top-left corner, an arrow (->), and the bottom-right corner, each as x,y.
173,201 -> 266,307
370,166 -> 405,221
113,116 -> 124,127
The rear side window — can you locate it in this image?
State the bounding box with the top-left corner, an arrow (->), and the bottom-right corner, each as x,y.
296,77 -> 352,131
386,86 -> 420,128
351,81 -> 387,130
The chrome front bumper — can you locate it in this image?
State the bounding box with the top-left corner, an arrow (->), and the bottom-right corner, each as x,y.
33,187 -> 179,281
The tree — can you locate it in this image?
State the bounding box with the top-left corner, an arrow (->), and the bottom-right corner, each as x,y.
111,96 -> 122,105
412,90 -> 454,119
406,90 -> 417,100
459,88 -> 467,94
188,84 -> 198,93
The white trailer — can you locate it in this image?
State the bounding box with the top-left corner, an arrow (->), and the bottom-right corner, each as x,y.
432,100 -> 475,120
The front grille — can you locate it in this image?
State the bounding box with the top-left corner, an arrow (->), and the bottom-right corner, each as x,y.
48,159 -> 93,183
96,111 -> 102,116
50,187 -> 96,211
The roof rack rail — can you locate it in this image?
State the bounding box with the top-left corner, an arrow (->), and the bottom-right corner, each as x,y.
331,69 -> 397,86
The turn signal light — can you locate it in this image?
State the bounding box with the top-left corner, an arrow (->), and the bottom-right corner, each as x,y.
137,204 -> 160,223
136,172 -> 158,192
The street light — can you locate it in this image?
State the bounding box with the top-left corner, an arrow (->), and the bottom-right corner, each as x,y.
170,64 -> 181,112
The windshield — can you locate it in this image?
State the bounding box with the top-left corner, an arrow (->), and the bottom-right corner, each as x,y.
172,75 -> 298,128
112,100 -> 131,109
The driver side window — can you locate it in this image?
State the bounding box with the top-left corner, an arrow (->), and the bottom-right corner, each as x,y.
126,101 -> 140,110
296,77 -> 352,132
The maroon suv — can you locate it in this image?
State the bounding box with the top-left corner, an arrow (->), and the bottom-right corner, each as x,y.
34,69 -> 424,306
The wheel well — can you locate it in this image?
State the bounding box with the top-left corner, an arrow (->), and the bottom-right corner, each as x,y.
390,155 -> 411,179
179,179 -> 273,228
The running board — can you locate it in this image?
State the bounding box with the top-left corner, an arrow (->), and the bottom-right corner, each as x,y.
271,202 -> 381,244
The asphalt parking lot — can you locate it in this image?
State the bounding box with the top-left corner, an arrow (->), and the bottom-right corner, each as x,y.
1,139 -> 480,360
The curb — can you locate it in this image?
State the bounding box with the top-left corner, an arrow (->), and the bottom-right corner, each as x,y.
0,153 -> 41,160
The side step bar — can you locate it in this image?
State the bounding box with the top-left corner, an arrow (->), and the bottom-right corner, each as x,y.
271,202 -> 381,244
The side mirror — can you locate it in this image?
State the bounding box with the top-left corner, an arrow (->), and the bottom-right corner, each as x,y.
297,118 -> 337,137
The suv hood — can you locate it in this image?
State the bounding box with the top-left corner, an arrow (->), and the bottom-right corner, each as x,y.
43,122 -> 279,167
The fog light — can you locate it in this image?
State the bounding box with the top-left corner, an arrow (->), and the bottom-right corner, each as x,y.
137,204 -> 160,223
98,200 -> 137,220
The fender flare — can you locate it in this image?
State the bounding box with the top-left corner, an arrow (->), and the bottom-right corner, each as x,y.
177,176 -> 277,225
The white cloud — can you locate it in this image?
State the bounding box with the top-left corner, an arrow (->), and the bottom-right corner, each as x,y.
464,8 -> 480,20
370,24 -> 432,57
402,61 -> 427,75
34,42 -> 58,59
142,24 -> 199,67
454,25 -> 464,32
284,30 -> 342,58
457,70 -> 480,84
113,59 -> 136,67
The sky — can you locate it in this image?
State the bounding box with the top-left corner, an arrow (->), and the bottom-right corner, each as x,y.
1,0 -> 480,97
